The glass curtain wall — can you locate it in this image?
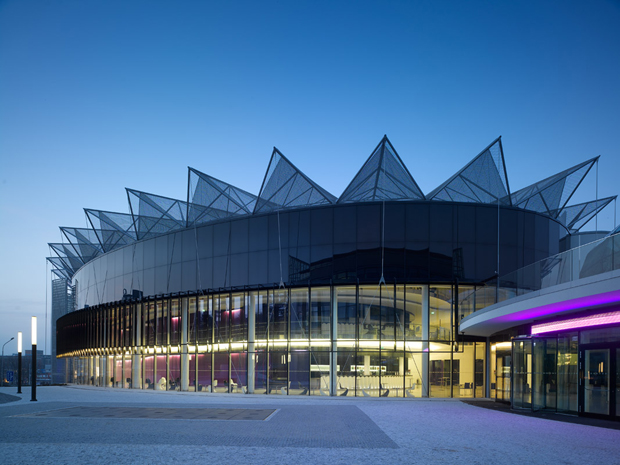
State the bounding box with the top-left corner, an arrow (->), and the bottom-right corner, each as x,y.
63,283 -> 487,398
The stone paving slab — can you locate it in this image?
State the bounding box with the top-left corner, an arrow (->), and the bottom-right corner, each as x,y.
16,406 -> 275,420
0,392 -> 21,404
0,401 -> 398,449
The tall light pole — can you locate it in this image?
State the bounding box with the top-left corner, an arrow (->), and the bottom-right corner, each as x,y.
31,317 -> 37,402
1,337 -> 15,387
17,332 -> 22,394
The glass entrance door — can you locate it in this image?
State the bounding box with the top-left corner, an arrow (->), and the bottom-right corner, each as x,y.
583,349 -> 610,416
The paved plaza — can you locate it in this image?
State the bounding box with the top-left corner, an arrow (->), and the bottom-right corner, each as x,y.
0,386 -> 618,464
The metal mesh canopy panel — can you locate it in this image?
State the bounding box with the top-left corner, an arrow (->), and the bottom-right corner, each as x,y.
188,167 -> 257,225
48,258 -> 73,280
338,136 -> 424,203
254,148 -> 337,213
60,227 -> 102,263
551,196 -> 615,233
49,243 -> 84,273
51,268 -> 71,280
427,137 -> 510,204
127,189 -> 188,237
86,209 -> 138,252
510,156 -> 598,216
48,243 -> 84,270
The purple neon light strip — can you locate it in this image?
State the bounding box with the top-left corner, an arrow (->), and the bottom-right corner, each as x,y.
531,310 -> 620,334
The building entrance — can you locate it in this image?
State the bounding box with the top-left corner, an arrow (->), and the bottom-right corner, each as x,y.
580,344 -> 620,419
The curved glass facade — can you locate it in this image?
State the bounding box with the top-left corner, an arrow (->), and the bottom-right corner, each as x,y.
71,202 -> 562,310
57,201 -> 564,398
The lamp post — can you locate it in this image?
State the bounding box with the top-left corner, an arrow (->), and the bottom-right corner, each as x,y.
1,337 -> 15,387
31,317 -> 37,402
17,332 -> 22,394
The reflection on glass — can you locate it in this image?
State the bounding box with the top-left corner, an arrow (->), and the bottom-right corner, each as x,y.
188,354 -> 196,391
405,352 -> 423,398
311,350 -> 330,396
475,342 -> 485,398
196,353 -> 212,392
290,351 -> 310,395
337,286 -> 356,340
270,290 -> 288,340
310,287 -> 330,340
230,293 -> 246,342
269,351 -> 287,394
452,343 -> 475,399
355,351 -> 381,397
290,288 -> 309,340
557,333 -> 578,413
359,286 -> 381,340
254,350 -> 268,394
230,352 -> 247,392
170,299 -> 180,345
188,297 -> 196,344
156,355 -> 167,390
429,286 -> 452,341
584,349 -> 609,415
213,352 -> 229,393
123,355 -> 132,389
169,355 -> 181,391
196,296 -> 211,343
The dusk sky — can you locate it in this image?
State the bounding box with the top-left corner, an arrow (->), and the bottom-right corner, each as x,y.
1,0 -> 619,355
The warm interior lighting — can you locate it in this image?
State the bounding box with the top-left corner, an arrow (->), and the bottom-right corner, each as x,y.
531,310 -> 620,335
493,342 -> 511,351
17,332 -> 22,353
31,316 -> 37,346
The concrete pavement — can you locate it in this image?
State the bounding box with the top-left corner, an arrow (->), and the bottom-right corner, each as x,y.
0,386 -> 618,464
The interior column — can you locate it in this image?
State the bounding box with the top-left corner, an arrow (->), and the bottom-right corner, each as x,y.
330,286 -> 338,396
421,285 -> 429,398
248,292 -> 256,394
181,298 -> 189,391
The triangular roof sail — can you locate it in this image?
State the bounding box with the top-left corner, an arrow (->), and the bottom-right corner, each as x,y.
48,258 -> 73,280
127,188 -> 188,237
85,209 -> 138,252
60,227 -> 102,263
51,267 -> 71,280
187,167 -> 257,225
49,243 -> 84,273
338,136 -> 424,203
427,137 -> 510,204
253,148 -> 337,214
550,196 -> 616,233
510,156 -> 599,216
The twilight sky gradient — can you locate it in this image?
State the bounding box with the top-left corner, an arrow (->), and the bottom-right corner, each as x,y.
1,0 -> 619,355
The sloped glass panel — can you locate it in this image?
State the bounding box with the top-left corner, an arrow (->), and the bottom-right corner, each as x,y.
254,148 -> 337,213
338,136 -> 424,203
551,196 -> 615,232
510,157 -> 598,215
428,137 -> 509,204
